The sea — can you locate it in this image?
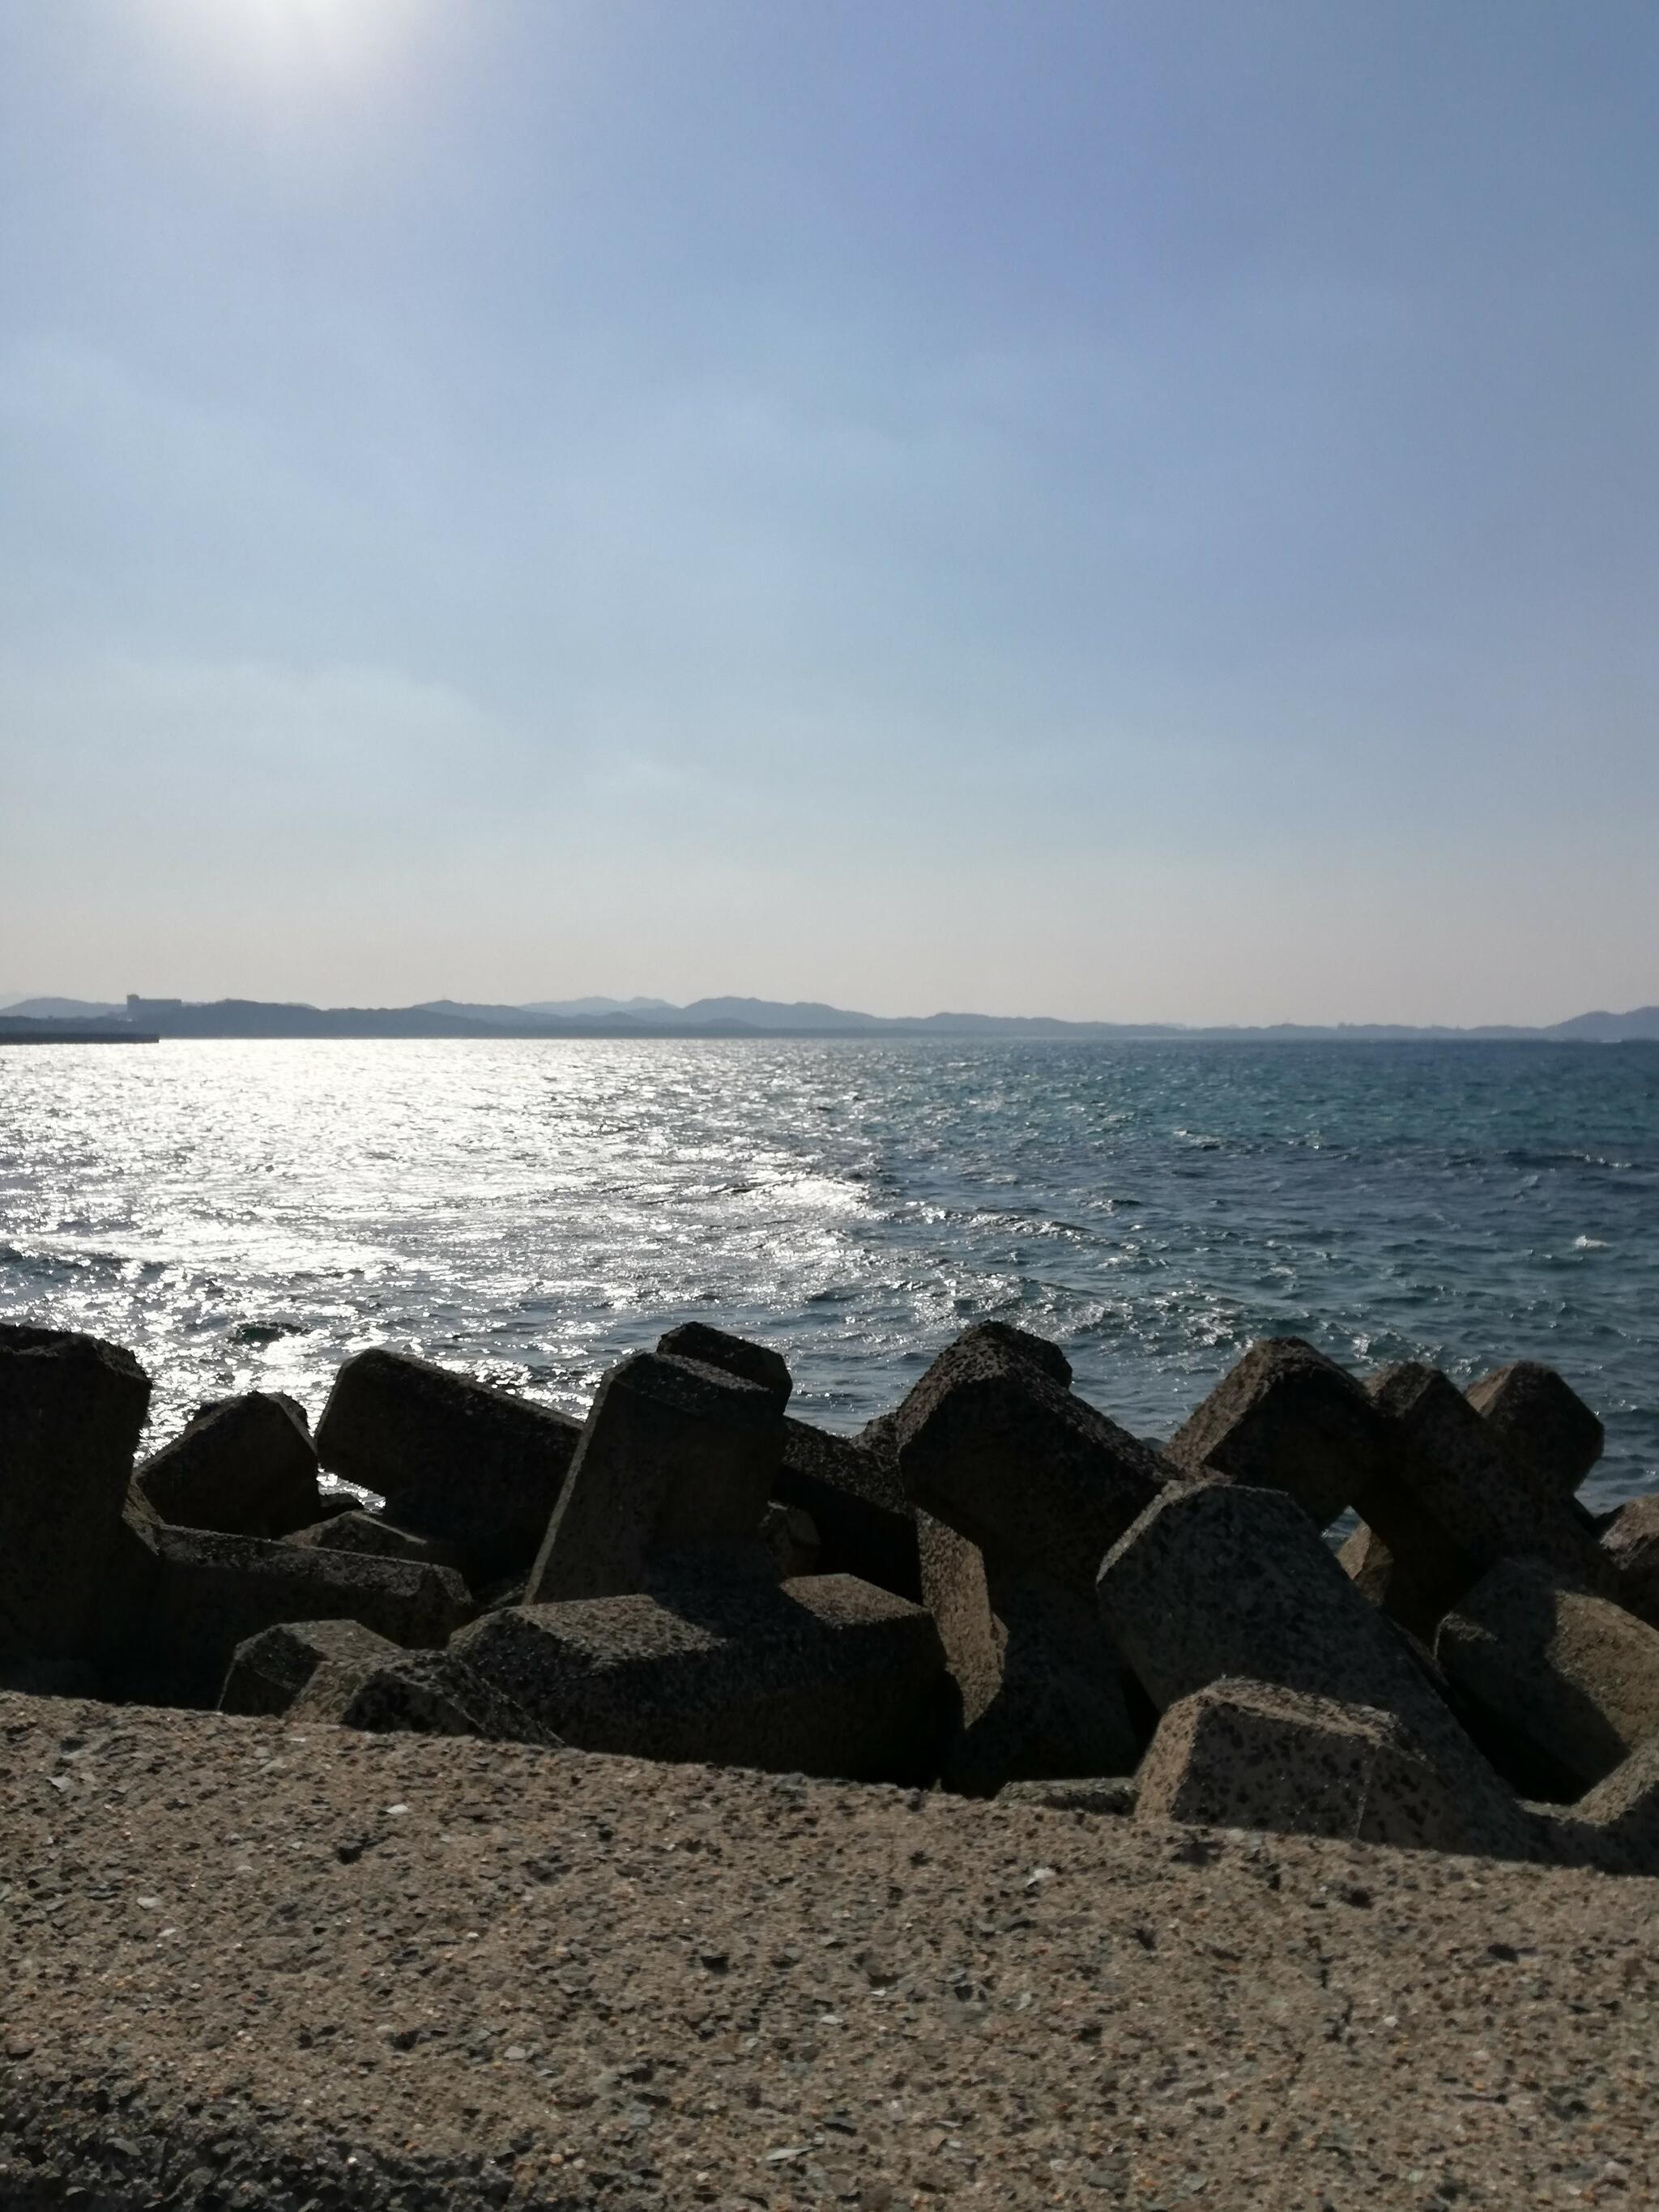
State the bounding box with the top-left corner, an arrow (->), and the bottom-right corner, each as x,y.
2,1037 -> 1656,1512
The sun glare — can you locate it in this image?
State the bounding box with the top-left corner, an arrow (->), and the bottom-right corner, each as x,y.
154,0 -> 424,91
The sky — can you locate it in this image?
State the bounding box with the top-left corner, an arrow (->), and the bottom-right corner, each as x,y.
2,1 -> 1656,1025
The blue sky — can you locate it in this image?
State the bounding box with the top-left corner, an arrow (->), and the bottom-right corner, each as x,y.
2,0 -> 1655,1021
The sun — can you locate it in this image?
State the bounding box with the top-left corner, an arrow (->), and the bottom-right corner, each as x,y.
155,0 -> 422,88
242,0 -> 398,67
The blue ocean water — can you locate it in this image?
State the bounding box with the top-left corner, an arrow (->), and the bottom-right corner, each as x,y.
1,1038 -> 1655,1510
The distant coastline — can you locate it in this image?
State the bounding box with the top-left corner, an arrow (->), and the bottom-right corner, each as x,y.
3,992 -> 1657,1046
0,1023 -> 159,1046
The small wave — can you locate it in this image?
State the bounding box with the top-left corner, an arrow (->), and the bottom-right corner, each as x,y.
0,1241 -> 154,1281
734,1172 -> 872,1217
1572,1235 -> 1610,1251
1501,1149 -> 1639,1172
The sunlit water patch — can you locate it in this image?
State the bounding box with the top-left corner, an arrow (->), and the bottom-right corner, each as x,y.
2,1037 -> 1656,1508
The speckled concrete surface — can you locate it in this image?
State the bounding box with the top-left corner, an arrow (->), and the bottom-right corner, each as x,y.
2,1693 -> 1656,2210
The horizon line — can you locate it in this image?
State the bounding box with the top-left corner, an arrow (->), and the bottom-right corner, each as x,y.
4,989 -> 1657,1042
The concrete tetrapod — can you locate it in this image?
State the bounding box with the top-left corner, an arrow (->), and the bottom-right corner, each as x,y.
892,1325 -> 1165,1600
285,1508 -> 461,1571
1358,1364 -> 1614,1627
220,1616 -> 405,1716
883,1326 -> 1155,1788
860,1319 -> 1071,1479
916,1511 -> 1141,1794
1165,1336 -> 1397,1531
315,1349 -> 581,1586
454,1571 -> 945,1782
1602,1494 -> 1659,1629
1464,1360 -> 1603,1501
1134,1677 -> 1489,1854
113,1519 -> 474,1707
655,1322 -> 793,1409
1335,1523 -> 1450,1646
1096,1477 -> 1534,1860
1435,1557 -> 1659,1796
773,1414 -> 920,1601
524,1349 -> 783,1604
288,1647 -> 562,1745
133,1391 -> 322,1539
756,1501 -> 821,1579
0,1323 -> 151,1666
1537,1733 -> 1659,1875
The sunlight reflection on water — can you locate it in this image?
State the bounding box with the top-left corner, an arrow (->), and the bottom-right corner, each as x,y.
2,1036 -> 1656,1507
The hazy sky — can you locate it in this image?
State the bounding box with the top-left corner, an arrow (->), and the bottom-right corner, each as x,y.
2,1 -> 1656,1022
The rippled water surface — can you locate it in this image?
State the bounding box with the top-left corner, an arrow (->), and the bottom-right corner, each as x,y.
2,1038 -> 1656,1508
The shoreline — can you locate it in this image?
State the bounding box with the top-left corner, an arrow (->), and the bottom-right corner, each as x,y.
0,1029 -> 159,1045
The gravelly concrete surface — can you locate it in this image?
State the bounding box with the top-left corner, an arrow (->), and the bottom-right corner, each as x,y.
2,1694 -> 1656,2211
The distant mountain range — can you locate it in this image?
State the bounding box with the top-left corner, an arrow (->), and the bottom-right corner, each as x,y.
2,998 -> 130,1021
4,992 -> 1659,1042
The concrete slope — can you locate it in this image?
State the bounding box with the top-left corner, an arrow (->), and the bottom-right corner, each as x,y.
2,1694 -> 1656,2210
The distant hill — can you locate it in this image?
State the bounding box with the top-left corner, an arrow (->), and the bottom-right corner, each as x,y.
413,999 -> 549,1027
675,996 -> 900,1033
123,997 -> 549,1039
1546,1006 -> 1659,1042
518,995 -> 677,1017
0,996 -> 125,1020
416,996 -> 680,1023
91,992 -> 1659,1042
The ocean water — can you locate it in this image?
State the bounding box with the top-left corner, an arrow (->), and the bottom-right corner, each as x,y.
1,1037 -> 1656,1511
